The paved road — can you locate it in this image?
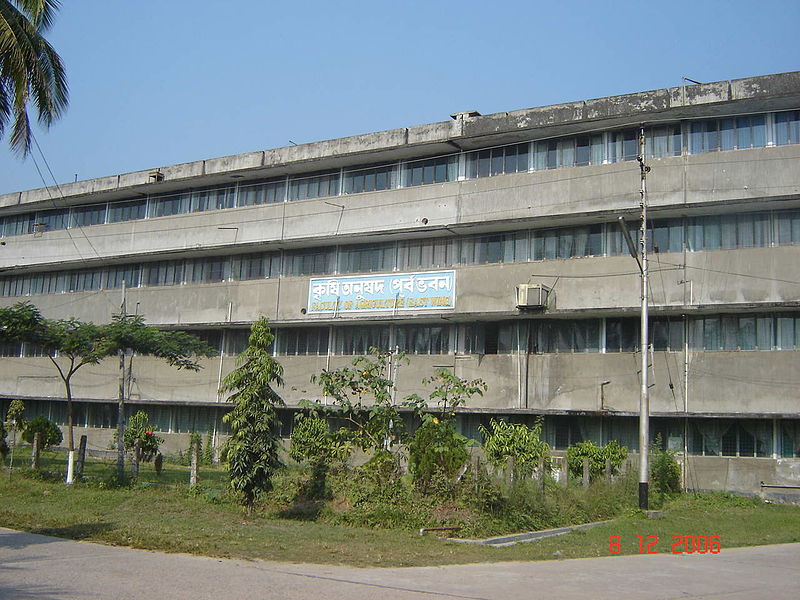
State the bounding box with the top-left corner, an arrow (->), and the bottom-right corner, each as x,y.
0,527 -> 797,599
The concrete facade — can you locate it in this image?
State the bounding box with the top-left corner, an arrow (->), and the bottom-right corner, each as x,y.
1,72 -> 800,493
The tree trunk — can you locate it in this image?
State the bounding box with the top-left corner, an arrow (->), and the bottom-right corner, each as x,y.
64,377 -> 75,484
31,433 -> 40,470
116,349 -> 126,483
132,439 -> 140,481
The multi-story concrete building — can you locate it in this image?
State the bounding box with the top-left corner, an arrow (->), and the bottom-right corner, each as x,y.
2,72 -> 799,494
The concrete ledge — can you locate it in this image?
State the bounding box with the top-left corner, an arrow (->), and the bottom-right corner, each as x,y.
447,519 -> 611,547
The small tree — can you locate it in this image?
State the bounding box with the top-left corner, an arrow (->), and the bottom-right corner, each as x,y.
0,303 -> 216,484
220,318 -> 284,512
308,349 -> 405,456
480,418 -> 550,480
22,415 -> 63,450
5,399 -> 26,471
405,369 -> 487,489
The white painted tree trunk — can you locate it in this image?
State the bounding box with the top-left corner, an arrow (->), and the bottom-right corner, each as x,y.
66,450 -> 75,484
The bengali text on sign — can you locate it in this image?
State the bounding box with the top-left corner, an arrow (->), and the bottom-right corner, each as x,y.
307,271 -> 456,314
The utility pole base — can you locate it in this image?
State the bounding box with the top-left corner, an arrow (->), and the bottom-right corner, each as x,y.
639,482 -> 649,510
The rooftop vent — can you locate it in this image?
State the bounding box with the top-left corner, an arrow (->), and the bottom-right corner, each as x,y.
450,110 -> 481,120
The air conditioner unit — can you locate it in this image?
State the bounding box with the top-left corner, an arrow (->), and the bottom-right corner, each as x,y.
516,284 -> 550,309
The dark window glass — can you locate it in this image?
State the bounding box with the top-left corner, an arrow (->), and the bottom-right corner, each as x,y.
108,199 -> 147,222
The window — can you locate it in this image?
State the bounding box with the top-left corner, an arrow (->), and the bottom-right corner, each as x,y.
605,318 -> 639,353
535,320 -> 600,353
338,243 -> 395,274
774,110 -> 800,146
688,213 -> 771,251
646,125 -> 682,158
190,186 -> 236,212
69,269 -> 103,292
403,156 -> 457,187
398,238 -> 455,270
3,213 -> 35,236
145,260 -> 185,287
185,257 -> 230,283
104,265 -> 141,289
70,204 -> 107,227
283,247 -> 335,276
334,326 -> 389,355
691,419 -> 770,457
277,327 -> 328,355
689,117 -> 767,154
289,171 -> 340,201
482,322 -> 515,354
238,180 -> 286,205
459,234 -> 508,264
609,129 -> 639,163
151,193 -> 190,217
532,225 -> 603,260
343,163 -> 398,194
688,314 -> 793,351
396,324 -> 451,354
108,199 -> 146,223
35,209 -> 69,232
232,252 -> 280,280
466,143 -> 529,178
223,330 -> 251,356
776,209 -> 800,246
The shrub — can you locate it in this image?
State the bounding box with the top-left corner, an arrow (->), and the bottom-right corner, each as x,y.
479,418 -> 550,479
123,411 -> 163,461
567,440 -> 628,480
22,416 -> 63,450
408,417 -> 469,490
650,443 -> 682,504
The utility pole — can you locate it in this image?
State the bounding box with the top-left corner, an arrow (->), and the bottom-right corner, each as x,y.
116,281 -> 127,482
637,128 -> 651,510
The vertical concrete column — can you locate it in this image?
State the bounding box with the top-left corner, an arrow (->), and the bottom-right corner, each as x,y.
75,435 -> 87,480
582,457 -> 590,488
560,457 -> 569,487
190,439 -> 200,488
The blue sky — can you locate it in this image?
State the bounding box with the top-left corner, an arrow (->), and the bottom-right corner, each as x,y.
2,0 -> 798,194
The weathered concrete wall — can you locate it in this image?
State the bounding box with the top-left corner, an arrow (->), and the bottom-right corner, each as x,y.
3,144 -> 800,271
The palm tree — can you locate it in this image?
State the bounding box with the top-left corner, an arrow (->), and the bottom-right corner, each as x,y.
0,0 -> 67,156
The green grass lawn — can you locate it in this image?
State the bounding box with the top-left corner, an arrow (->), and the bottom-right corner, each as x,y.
1,451 -> 798,567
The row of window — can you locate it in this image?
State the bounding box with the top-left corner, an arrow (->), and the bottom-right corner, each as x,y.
3,397 -> 798,458
3,208 -> 800,297
2,110 -> 798,239
5,314 -> 798,359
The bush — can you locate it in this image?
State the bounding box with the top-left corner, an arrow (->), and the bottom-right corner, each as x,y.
408,417 -> 468,490
567,440 -> 628,480
650,444 -> 682,505
123,411 -> 163,461
22,416 -> 62,450
479,418 -> 550,479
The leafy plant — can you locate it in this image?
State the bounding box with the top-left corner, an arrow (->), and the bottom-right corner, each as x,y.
5,399 -> 26,467
479,418 -> 550,479
203,431 -> 214,465
290,414 -> 351,467
650,437 -> 682,505
308,349 -> 405,455
221,317 -> 284,512
405,369 -> 487,491
123,411 -> 163,462
567,440 -> 628,480
22,415 -> 62,450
